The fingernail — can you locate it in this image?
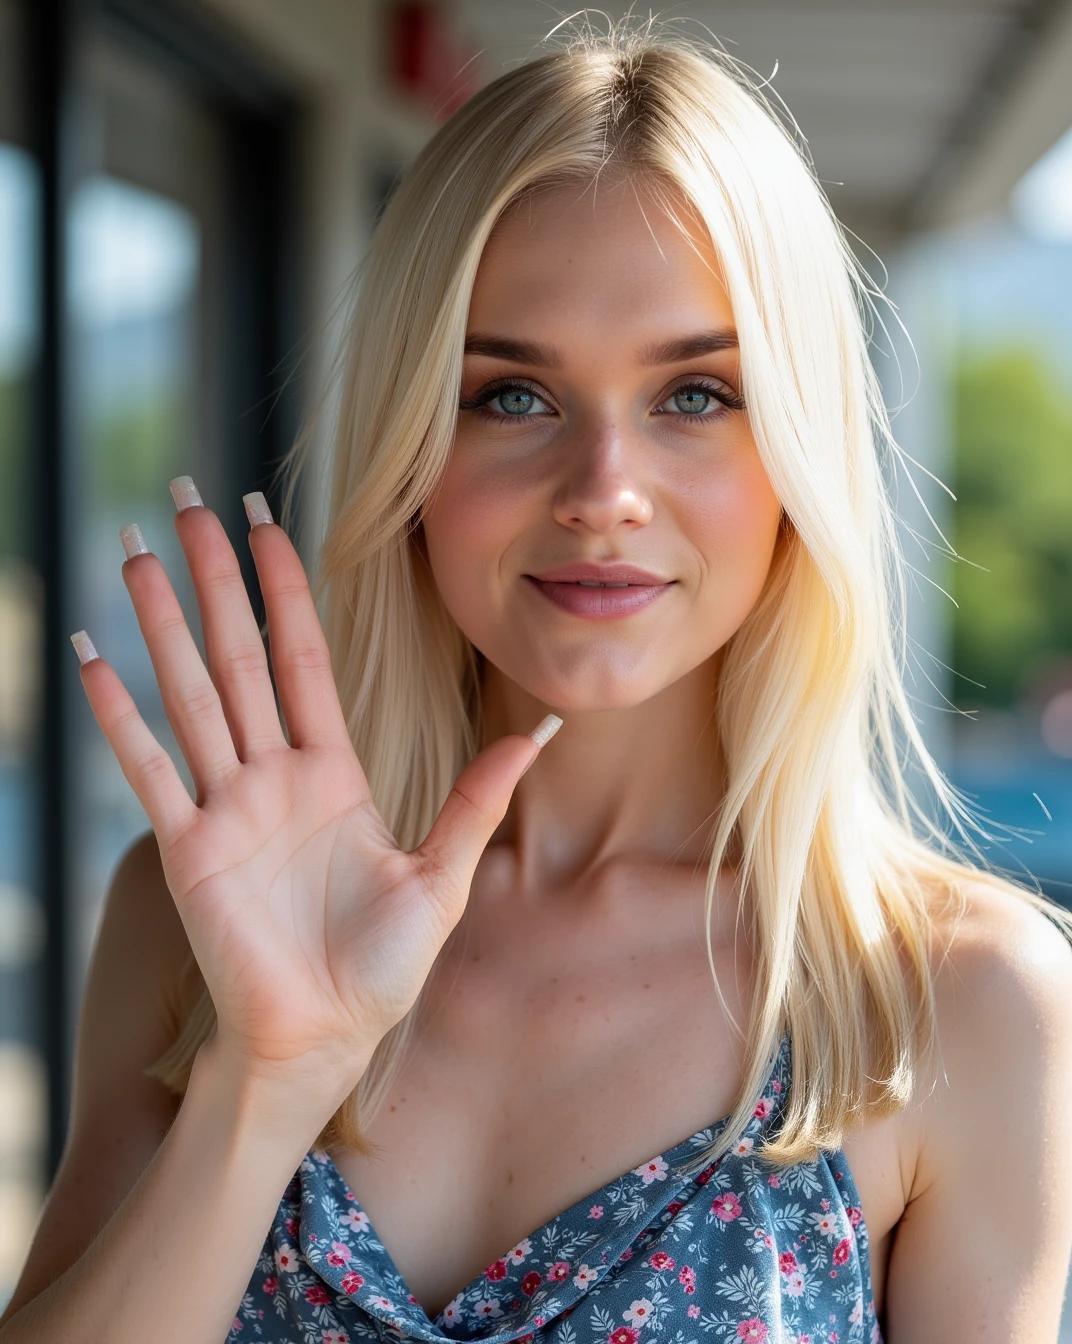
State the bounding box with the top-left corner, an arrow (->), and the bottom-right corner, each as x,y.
119,523 -> 150,560
169,475 -> 203,511
527,714 -> 563,748
243,491 -> 273,528
70,630 -> 98,665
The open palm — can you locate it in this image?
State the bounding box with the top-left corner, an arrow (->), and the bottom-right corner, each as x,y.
73,484 -> 555,1109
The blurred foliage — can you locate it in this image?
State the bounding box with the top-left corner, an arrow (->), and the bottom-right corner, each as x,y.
0,378 -> 29,561
0,379 -> 183,553
951,347 -> 1072,707
91,391 -> 182,505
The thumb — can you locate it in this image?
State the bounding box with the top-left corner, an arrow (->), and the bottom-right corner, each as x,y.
418,714 -> 563,892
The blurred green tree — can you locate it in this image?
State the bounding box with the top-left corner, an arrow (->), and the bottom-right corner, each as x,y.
951,347 -> 1072,707
92,391 -> 182,506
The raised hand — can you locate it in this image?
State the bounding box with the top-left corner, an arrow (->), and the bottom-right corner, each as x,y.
70,477 -> 561,1121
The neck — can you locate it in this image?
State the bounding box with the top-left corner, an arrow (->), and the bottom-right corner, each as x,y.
477,653 -> 730,892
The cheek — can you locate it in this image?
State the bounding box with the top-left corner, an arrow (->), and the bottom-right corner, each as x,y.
681,453 -> 783,602
420,455 -> 522,615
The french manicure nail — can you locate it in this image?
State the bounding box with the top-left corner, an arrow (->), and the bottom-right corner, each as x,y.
243,491 -> 273,528
169,475 -> 203,511
528,714 -> 563,748
119,523 -> 150,560
70,630 -> 98,665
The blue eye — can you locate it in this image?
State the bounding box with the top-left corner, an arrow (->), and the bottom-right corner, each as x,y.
671,388 -> 711,414
497,389 -> 538,415
655,380 -> 745,418
460,379 -> 553,421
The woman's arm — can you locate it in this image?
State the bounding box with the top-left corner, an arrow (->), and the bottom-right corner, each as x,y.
0,1038 -> 332,1344
882,883 -> 1072,1342
0,831 -> 350,1344
0,486 -> 550,1341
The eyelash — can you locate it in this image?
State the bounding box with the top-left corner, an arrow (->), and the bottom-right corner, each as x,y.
458,376 -> 747,424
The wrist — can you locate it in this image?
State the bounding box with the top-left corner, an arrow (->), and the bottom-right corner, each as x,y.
188,1034 -> 370,1156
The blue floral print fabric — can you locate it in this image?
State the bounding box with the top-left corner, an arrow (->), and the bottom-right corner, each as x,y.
229,1037 -> 881,1344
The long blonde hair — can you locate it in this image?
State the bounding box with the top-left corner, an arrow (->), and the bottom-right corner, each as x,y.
149,16 -> 1071,1168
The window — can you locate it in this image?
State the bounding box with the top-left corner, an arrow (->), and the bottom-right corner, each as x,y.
66,31 -> 227,992
0,0 -> 298,1305
0,0 -> 46,1308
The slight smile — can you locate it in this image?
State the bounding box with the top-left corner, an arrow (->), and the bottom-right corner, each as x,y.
523,574 -> 676,619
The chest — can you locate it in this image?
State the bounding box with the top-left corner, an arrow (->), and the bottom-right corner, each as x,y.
329,869 -> 907,1322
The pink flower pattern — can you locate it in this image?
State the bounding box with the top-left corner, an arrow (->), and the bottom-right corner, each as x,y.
711,1191 -> 743,1222
227,1038 -> 880,1344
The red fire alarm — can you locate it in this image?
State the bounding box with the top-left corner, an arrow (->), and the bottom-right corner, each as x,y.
389,2 -> 480,121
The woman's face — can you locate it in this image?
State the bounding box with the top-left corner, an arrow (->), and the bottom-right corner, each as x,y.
420,178 -> 784,713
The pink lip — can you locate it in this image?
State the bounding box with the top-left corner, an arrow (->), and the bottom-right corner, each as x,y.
524,575 -> 675,619
529,561 -> 670,584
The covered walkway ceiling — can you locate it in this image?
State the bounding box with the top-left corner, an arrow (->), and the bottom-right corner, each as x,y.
198,0 -> 1072,246
458,0 -> 1072,243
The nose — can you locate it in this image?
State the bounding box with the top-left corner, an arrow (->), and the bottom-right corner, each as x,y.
551,419 -> 654,533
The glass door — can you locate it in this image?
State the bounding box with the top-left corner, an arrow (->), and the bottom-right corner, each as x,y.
66,33 -> 229,987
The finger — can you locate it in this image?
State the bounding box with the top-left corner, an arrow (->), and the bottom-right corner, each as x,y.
168,478 -> 286,760
70,631 -> 196,840
119,524 -> 241,798
418,715 -> 563,897
243,493 -> 353,751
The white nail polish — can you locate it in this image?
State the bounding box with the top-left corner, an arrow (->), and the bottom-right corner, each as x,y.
70,630 -> 98,664
119,523 -> 150,560
528,714 -> 563,747
169,475 -> 203,511
243,491 -> 274,528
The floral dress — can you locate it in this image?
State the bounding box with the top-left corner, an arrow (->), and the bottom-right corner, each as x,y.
229,1037 -> 881,1344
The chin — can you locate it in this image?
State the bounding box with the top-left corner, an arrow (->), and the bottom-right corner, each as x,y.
501,660 -> 673,715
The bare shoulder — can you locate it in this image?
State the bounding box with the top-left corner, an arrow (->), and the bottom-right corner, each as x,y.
929,875 -> 1072,1058
906,872 -> 1072,1196
89,826 -> 197,1016
874,875 -> 1072,1338
68,825 -> 202,1144
0,829 -> 199,1324
69,826 -> 203,1078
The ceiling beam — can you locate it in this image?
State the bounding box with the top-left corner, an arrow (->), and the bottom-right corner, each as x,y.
900,0 -> 1072,231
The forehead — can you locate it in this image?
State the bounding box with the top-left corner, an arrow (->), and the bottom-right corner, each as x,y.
468,178 -> 735,347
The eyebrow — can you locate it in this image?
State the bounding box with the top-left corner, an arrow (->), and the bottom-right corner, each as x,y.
462,327 -> 739,369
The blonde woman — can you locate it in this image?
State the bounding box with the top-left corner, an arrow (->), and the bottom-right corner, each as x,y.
3,21 -> 1072,1344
